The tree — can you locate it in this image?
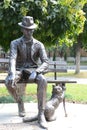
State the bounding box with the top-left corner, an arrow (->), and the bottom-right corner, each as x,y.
82,3 -> 87,50
75,36 -> 81,73
75,3 -> 87,73
0,0 -> 86,53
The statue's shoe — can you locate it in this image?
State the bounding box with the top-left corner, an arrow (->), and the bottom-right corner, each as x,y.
38,114 -> 48,129
19,111 -> 26,117
23,115 -> 38,122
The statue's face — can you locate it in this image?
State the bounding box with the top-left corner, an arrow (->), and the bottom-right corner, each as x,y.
21,28 -> 34,39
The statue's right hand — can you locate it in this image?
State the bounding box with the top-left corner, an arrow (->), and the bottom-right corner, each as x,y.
8,75 -> 15,87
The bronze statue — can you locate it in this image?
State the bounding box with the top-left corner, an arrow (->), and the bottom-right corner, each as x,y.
5,16 -> 49,129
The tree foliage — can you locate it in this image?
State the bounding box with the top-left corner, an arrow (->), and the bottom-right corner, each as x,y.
0,0 -> 86,51
82,3 -> 87,50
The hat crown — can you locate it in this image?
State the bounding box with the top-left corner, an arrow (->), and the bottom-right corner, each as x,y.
18,16 -> 37,29
22,16 -> 34,27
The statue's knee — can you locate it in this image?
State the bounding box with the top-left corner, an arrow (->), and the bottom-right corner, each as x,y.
5,80 -> 10,87
42,77 -> 47,87
37,74 -> 47,86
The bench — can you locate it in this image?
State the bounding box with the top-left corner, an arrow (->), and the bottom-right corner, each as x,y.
0,58 -> 76,117
0,58 -> 9,71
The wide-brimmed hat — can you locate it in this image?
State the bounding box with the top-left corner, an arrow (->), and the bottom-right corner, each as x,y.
18,16 -> 37,29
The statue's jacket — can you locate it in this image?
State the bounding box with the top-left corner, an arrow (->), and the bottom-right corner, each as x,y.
9,36 -> 49,76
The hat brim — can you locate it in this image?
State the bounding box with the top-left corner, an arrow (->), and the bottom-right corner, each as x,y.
18,22 -> 37,29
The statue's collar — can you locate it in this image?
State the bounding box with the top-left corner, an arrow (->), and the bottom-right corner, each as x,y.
22,36 -> 33,45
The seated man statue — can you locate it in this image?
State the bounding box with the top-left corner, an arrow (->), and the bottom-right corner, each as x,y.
5,16 -> 49,129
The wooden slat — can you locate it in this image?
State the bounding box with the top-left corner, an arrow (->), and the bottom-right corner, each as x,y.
0,79 -> 77,84
0,59 -> 67,72
0,58 -> 9,63
47,80 -> 77,83
48,61 -> 67,65
0,58 -> 67,66
47,68 -> 67,72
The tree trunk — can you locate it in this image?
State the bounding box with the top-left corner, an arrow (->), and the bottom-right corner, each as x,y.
75,37 -> 81,74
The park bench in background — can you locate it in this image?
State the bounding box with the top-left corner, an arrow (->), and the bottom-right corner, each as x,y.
0,58 -> 77,117
0,58 -> 9,71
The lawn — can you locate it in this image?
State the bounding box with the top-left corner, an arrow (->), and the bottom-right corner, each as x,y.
66,84 -> 87,104
0,71 -> 87,103
0,83 -> 87,104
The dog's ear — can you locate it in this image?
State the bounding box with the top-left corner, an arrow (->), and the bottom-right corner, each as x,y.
52,84 -> 55,95
52,84 -> 55,88
52,84 -> 55,90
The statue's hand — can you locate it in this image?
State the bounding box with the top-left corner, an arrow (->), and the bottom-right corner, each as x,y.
29,71 -> 37,81
8,74 -> 15,88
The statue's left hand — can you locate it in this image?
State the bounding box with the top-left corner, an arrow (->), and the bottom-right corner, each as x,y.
29,71 -> 37,81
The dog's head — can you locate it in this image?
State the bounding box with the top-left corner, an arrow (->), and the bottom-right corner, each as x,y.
52,85 -> 63,95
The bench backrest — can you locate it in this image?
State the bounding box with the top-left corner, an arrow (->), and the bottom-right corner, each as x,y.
0,58 -> 9,63
45,61 -> 67,80
0,58 -> 67,73
48,61 -> 67,72
0,58 -> 9,71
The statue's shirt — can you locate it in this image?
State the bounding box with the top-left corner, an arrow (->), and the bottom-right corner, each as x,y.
23,42 -> 36,68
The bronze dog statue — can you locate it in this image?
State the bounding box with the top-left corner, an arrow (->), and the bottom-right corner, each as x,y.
23,83 -> 67,123
45,84 -> 67,121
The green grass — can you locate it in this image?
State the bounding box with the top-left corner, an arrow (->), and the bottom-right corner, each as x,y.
0,84 -> 52,103
0,71 -> 87,103
0,84 -> 87,104
66,84 -> 87,104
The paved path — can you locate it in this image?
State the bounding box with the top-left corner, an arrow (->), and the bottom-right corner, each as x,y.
0,102 -> 87,130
